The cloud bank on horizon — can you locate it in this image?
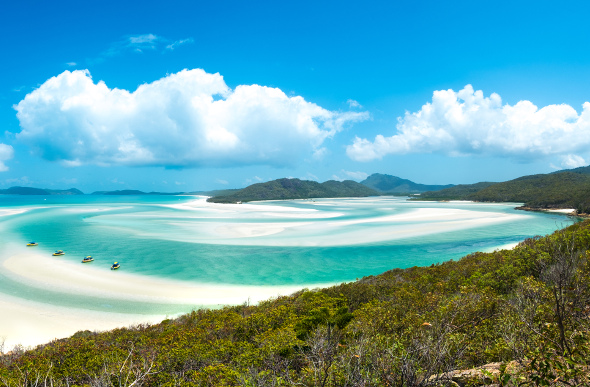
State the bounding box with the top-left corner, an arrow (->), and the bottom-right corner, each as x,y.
347,85 -> 590,168
15,69 -> 368,168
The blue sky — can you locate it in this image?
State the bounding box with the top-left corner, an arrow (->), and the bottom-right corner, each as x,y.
2,0 -> 590,192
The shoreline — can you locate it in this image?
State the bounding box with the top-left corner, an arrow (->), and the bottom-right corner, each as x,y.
514,206 -> 587,218
410,198 -> 587,219
0,242 -> 318,351
0,293 -> 165,351
0,197 -> 576,351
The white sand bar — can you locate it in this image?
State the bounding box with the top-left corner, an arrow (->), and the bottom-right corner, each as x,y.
2,246 -> 306,304
0,294 -> 163,351
0,244 -> 309,350
91,199 -> 531,247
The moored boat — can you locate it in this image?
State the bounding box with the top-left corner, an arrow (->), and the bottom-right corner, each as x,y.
27,241 -> 38,246
52,250 -> 65,256
111,262 -> 120,270
82,256 -> 94,263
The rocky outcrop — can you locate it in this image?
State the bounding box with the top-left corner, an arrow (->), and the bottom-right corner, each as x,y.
429,361 -> 520,386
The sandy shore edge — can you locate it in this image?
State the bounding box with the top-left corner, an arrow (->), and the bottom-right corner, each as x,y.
0,243 -> 317,351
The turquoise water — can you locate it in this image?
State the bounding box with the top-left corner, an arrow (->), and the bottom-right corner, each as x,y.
0,195 -> 577,314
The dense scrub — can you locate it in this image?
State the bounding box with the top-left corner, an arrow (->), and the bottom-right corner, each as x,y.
2,221 -> 590,386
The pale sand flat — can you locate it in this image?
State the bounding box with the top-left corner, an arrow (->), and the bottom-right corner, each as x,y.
2,245 -> 307,304
0,293 -> 163,351
143,207 -> 527,246
0,244 -> 316,348
157,198 -> 344,220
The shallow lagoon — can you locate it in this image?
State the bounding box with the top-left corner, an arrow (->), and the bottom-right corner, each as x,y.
0,195 -> 577,347
1,195 -> 575,285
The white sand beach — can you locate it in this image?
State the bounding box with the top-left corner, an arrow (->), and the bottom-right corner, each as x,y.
0,293 -> 163,351
482,242 -> 520,252
547,208 -> 576,214
2,244 -> 306,305
0,243 -> 308,350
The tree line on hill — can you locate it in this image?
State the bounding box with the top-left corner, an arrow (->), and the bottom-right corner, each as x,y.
418,166 -> 590,214
206,178 -> 378,203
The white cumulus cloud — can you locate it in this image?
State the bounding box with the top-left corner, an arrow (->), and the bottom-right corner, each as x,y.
15,69 -> 368,168
561,154 -> 586,169
342,170 -> 368,180
0,144 -> 14,172
347,85 -> 590,163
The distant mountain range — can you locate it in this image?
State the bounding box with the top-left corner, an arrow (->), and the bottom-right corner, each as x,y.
0,186 -> 84,195
360,173 -> 454,194
207,178 -> 378,203
2,166 -> 590,213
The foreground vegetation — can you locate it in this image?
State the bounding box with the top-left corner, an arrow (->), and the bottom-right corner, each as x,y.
2,221 -> 590,386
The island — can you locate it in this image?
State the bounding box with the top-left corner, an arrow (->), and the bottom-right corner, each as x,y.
207,178 -> 378,203
0,187 -> 84,195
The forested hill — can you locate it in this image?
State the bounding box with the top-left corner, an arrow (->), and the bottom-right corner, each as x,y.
416,182 -> 497,200
360,173 -> 454,194
207,178 -> 378,203
2,220 -> 589,385
470,172 -> 590,211
0,186 -> 84,195
419,168 -> 590,213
